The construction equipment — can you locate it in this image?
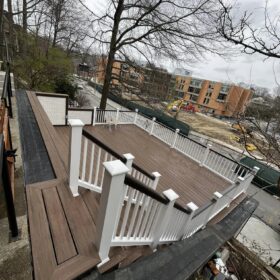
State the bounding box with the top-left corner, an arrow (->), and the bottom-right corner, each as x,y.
167,99 -> 184,112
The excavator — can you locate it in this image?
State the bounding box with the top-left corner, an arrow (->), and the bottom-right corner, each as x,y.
167,99 -> 195,113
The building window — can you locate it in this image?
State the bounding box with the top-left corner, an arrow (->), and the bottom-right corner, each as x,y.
190,79 -> 203,87
203,98 -> 210,104
190,94 -> 198,102
176,91 -> 184,98
188,86 -> 200,94
206,91 -> 212,97
220,85 -> 230,93
217,93 -> 227,101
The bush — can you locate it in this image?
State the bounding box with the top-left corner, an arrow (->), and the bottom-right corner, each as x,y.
14,35 -> 73,92
54,77 -> 77,100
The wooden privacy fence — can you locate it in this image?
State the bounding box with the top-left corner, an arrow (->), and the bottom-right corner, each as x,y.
0,102 -> 18,238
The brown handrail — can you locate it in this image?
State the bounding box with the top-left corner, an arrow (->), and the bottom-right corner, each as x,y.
131,163 -> 155,180
125,174 -> 168,204
82,129 -> 155,180
82,129 -> 126,162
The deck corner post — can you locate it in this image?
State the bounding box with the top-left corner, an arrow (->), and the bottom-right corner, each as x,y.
151,172 -> 161,190
253,166 -> 260,175
68,119 -> 84,197
134,109 -> 139,124
92,107 -> 97,126
96,160 -> 129,263
200,143 -> 212,167
115,108 -> 120,126
207,191 -> 223,221
180,202 -> 198,239
123,153 -> 135,174
149,117 -> 156,135
171,128 -> 180,148
151,189 -> 179,249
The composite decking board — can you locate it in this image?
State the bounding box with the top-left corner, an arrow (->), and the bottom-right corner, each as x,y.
79,188 -> 100,226
24,93 -> 101,279
27,91 -> 68,179
55,125 -> 230,207
16,90 -> 55,184
42,187 -> 77,264
26,187 -> 57,280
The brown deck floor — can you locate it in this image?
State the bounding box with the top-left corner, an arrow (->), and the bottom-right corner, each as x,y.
25,92 -> 101,280
55,125 -> 230,207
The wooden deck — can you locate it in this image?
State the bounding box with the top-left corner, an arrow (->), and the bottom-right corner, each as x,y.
55,125 -> 230,207
23,92 -> 101,280
21,91 -> 239,280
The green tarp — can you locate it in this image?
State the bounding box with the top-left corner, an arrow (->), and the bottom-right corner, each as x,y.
240,156 -> 280,196
89,82 -> 190,136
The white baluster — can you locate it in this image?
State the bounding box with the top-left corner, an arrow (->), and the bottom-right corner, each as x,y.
171,128 -> 180,148
68,119 -> 84,197
115,108 -> 120,126
150,117 -> 156,135
93,107 -> 97,126
134,109 -> 138,124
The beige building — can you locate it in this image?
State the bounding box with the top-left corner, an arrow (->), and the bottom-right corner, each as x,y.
173,76 -> 252,118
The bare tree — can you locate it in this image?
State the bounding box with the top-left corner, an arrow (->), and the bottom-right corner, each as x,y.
217,0 -> 280,58
84,0 -> 227,109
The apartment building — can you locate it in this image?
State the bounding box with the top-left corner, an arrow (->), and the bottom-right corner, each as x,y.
174,76 -> 252,118
96,58 -> 173,100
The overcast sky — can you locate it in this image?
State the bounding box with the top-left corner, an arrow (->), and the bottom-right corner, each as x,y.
86,0 -> 280,92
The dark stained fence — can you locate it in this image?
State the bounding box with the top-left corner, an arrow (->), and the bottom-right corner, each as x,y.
240,156 -> 280,196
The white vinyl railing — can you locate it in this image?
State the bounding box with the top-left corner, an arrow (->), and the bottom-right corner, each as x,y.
67,119 -> 258,264
68,121 -> 159,196
93,108 -> 250,183
95,159 -> 258,263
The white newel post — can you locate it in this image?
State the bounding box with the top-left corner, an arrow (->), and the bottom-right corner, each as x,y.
208,192 -> 223,220
149,117 -> 156,135
233,177 -> 244,199
202,192 -> 224,226
134,109 -> 139,124
171,129 -> 180,148
200,143 -> 212,167
115,108 -> 120,126
123,153 -> 135,174
68,119 -> 84,197
93,107 -> 97,126
151,189 -> 179,249
151,172 -> 161,190
180,202 -> 198,239
96,160 -> 129,264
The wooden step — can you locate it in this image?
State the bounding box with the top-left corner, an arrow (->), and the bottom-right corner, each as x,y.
98,246 -> 153,274
119,246 -> 153,269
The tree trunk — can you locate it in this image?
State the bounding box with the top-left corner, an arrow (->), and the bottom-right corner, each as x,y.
22,0 -> 27,32
99,0 -> 124,109
7,0 -> 13,59
0,0 -> 4,61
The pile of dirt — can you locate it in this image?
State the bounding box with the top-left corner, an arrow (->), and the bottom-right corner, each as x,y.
176,111 -> 242,147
